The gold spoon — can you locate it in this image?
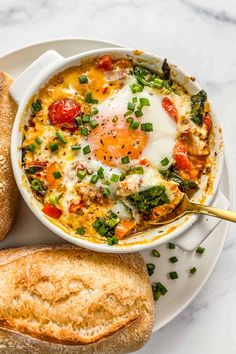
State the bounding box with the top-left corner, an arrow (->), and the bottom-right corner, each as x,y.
150,194 -> 236,226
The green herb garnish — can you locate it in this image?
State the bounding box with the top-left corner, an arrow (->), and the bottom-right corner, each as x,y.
77,169 -> 87,180
80,127 -> 89,136
85,92 -> 98,104
32,99 -> 42,113
111,174 -> 120,182
83,145 -> 91,155
90,174 -> 99,184
141,122 -> 153,132
35,137 -> 43,144
168,242 -> 175,249
169,256 -> 178,263
79,75 -> 88,84
121,156 -> 130,164
169,271 -> 178,280
147,263 -> 155,276
82,114 -> 91,123
196,246 -> 205,255
53,171 -> 62,179
190,267 -> 197,274
56,131 -> 67,144
152,249 -> 160,257
77,227 -> 86,235
190,89 -> 207,126
161,157 -> 169,166
50,143 -> 58,152
90,119 -> 99,129
71,144 -> 81,151
27,143 -> 36,152
31,178 -> 41,191
128,186 -> 169,214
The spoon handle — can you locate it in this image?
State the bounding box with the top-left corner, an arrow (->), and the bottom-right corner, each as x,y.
191,203 -> 236,222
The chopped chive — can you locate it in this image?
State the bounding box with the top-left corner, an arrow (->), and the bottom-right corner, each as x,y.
135,109 -> 143,117
97,167 -> 105,179
127,102 -> 135,111
147,263 -> 155,276
27,143 -> 36,152
132,96 -> 138,103
103,187 -> 111,198
107,217 -> 119,228
152,249 -> 160,257
49,194 -> 58,206
91,107 -> 99,116
85,91 -> 98,104
79,75 -> 88,84
35,137 -> 42,144
121,156 -> 130,164
112,115 -> 118,123
102,180 -> 111,186
124,110 -> 132,117
107,236 -> 118,246
80,127 -> 89,136
190,267 -> 197,274
152,289 -> 161,301
169,256 -> 178,263
56,131 -> 67,144
82,114 -> 91,123
139,97 -> 150,106
90,119 -> 99,129
141,122 -> 153,132
90,174 -> 99,184
156,282 -> 168,295
50,143 -> 58,152
168,242 -> 176,249
77,169 -> 87,180
130,83 -> 143,93
129,120 -> 140,130
75,116 -> 83,126
31,99 -> 42,113
111,174 -> 119,182
83,145 -> 91,155
161,157 -> 169,166
196,246 -> 205,254
31,178 -> 41,191
97,225 -> 108,236
153,77 -> 163,88
126,117 -> 133,123
169,271 -> 178,280
120,173 -> 126,181
77,227 -> 86,235
71,144 -> 81,151
52,171 -> 62,179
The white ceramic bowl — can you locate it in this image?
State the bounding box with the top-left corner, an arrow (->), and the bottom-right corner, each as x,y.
10,48 -> 225,253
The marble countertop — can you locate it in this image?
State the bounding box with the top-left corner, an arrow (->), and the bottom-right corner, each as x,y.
0,0 -> 236,353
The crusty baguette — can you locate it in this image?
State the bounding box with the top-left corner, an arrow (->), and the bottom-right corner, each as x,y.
0,245 -> 154,353
0,71 -> 19,241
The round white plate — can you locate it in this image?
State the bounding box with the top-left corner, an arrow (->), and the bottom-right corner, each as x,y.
0,38 -> 231,333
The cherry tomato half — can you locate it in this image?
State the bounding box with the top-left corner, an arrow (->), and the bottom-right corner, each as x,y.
204,113 -> 212,131
42,204 -> 62,219
69,202 -> 85,213
48,98 -> 81,126
162,97 -> 178,122
97,55 -> 113,71
173,141 -> 191,171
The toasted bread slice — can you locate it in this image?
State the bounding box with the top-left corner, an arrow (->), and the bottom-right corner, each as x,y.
0,71 -> 19,241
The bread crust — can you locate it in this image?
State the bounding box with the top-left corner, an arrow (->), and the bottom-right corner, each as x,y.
0,245 -> 154,353
0,71 -> 19,241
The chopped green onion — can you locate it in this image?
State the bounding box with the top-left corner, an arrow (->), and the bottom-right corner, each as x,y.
161,157 -> 169,166
79,75 -> 88,84
91,107 -> 99,116
126,117 -> 133,123
190,267 -> 197,274
107,217 -> 119,227
169,271 -> 178,280
130,83 -> 143,93
152,249 -> 160,257
85,91 -> 98,104
153,77 -> 163,88
53,171 -> 62,179
71,144 -> 81,151
129,120 -> 140,130
124,110 -> 132,117
97,225 -> 108,236
147,263 -> 155,276
56,131 -> 67,144
75,116 -> 83,126
97,167 -> 105,179
141,122 -> 153,132
77,227 -> 86,235
80,127 -> 89,136
126,165 -> 144,175
83,145 -> 91,155
31,99 -> 42,113
49,194 -> 58,206
132,96 -> 138,103
196,246 -> 205,254
156,282 -> 168,295
90,119 -> 99,129
152,289 -> 161,301
120,173 -> 126,181
112,115 -> 118,123
110,174 -> 119,182
127,102 -> 135,111
82,114 -> 91,123
50,143 -> 58,152
31,179 -> 41,191
35,137 -> 42,144
27,143 -> 36,152
169,256 -> 178,263
107,236 -> 118,246
77,169 -> 87,180
103,187 -> 111,198
90,174 -> 99,184
168,242 -> 176,249
139,97 -> 150,106
121,156 -> 130,164
135,109 -> 143,117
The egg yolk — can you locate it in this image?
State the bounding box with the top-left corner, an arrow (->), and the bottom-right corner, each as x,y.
89,116 -> 148,167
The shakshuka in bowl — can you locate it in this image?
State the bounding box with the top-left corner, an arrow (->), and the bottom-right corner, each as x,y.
10,48 -> 223,252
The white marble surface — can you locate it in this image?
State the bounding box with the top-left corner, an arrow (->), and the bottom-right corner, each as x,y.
0,0 -> 236,353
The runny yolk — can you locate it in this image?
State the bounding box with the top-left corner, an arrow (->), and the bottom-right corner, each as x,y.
88,115 -> 148,167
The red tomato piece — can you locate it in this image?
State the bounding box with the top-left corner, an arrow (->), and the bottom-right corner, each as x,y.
204,113 -> 212,130
162,97 -> 178,122
69,202 -> 85,213
48,99 -> 81,126
42,204 -> 62,218
31,161 -> 47,168
97,55 -> 113,71
173,141 -> 191,170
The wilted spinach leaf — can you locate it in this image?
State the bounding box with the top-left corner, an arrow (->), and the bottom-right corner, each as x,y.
190,89 -> 207,126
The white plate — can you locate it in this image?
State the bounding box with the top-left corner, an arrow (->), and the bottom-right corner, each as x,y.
0,38 -> 232,333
